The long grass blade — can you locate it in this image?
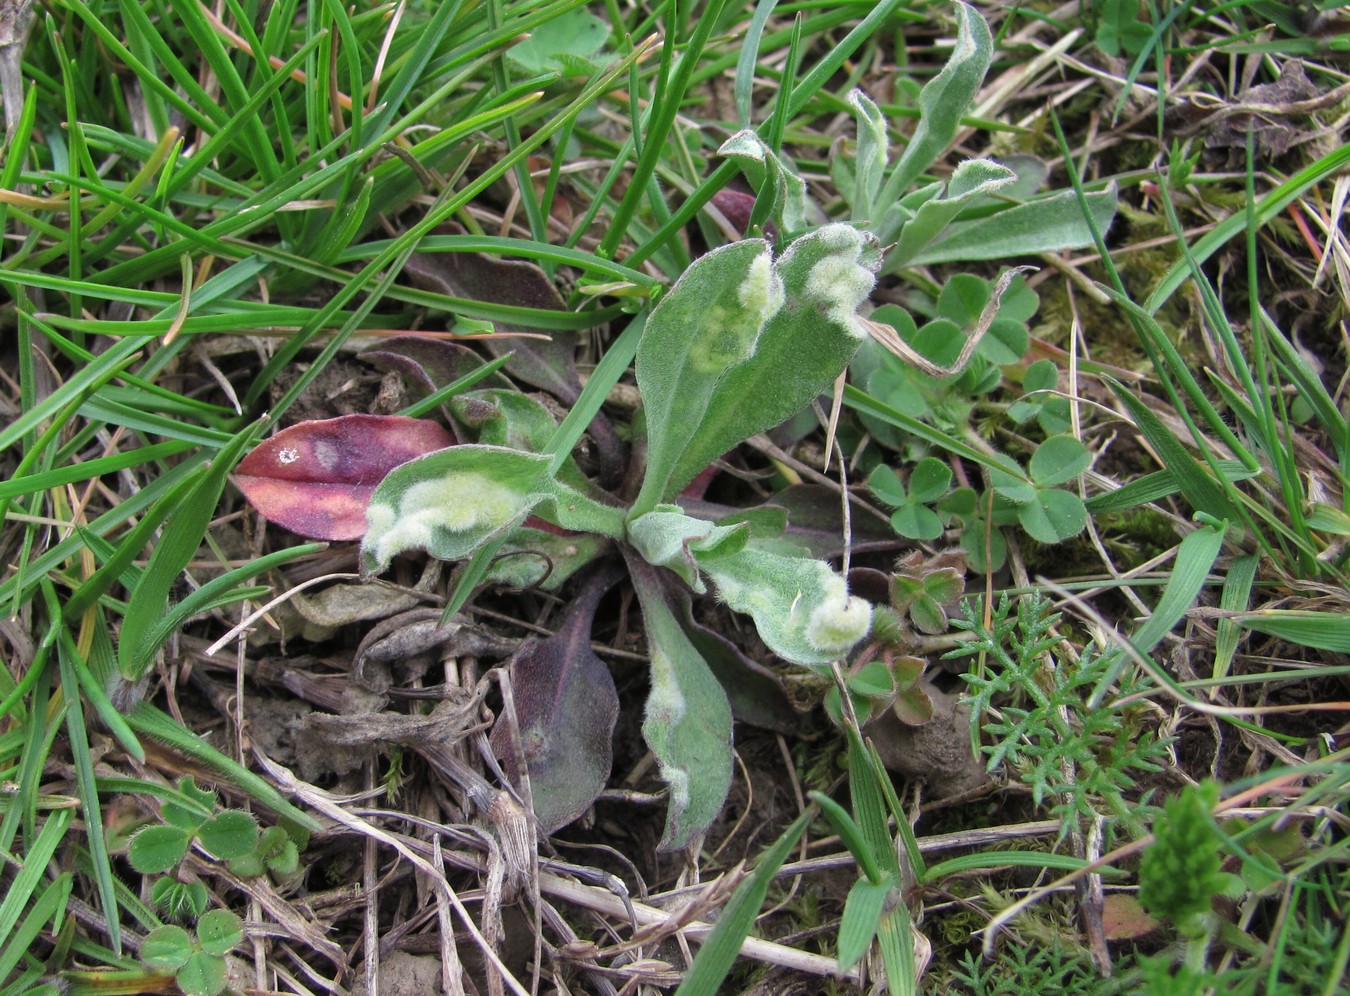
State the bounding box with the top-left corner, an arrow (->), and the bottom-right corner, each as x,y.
672,809 -> 811,996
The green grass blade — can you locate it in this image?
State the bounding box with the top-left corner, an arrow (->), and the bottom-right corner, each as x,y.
672,809 -> 811,996
0,656 -> 54,852
117,421 -> 263,680
925,850 -> 1109,879
786,0 -> 904,119
809,790 -> 885,885
126,704 -> 320,837
0,335 -> 144,455
397,352 -> 515,419
837,876 -> 892,972
1087,519 -> 1226,710
1214,554 -> 1259,682
1102,375 -> 1243,524
0,873 -> 72,982
1097,290 -> 1256,470
1260,308 -> 1348,471
138,544 -> 324,662
843,384 -> 1010,473
845,728 -> 901,879
1130,519 -> 1225,655
0,809 -> 73,951
1146,141 -> 1350,312
600,0 -> 731,259
735,0 -> 780,128
1085,460 -> 1258,514
54,610 -> 121,954
59,629 -> 143,764
61,459 -> 208,623
876,903 -> 918,995
1232,610 -> 1350,653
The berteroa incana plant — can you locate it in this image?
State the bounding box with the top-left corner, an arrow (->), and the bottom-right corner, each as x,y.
360,224 -> 881,848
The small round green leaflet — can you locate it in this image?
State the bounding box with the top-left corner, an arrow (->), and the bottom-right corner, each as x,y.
140,925 -> 193,970
175,952 -> 229,996
870,458 -> 953,542
258,825 -> 301,875
1019,488 -> 1089,545
1029,434 -> 1092,487
197,811 -> 259,860
195,909 -> 244,956
908,458 -> 953,503
226,851 -> 266,879
128,825 -> 191,874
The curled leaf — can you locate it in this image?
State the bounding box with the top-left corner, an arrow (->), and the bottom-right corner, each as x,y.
701,549 -> 872,665
634,224 -> 880,513
361,446 -> 554,575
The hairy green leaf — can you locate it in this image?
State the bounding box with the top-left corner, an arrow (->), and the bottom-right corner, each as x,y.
701,549 -> 872,665
629,558 -> 734,850
634,225 -> 879,513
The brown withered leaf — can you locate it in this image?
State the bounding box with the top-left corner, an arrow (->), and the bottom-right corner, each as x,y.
1102,894 -> 1159,942
1187,61 -> 1326,164
403,249 -> 582,403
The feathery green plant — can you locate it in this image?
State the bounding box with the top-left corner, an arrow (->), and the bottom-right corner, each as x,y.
950,593 -> 1171,835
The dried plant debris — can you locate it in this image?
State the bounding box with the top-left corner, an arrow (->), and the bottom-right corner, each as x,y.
1176,59 -> 1334,164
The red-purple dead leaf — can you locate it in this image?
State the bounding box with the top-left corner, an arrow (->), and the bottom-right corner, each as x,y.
234,414 -> 452,541
1102,894 -> 1158,941
708,189 -> 757,236
491,567 -> 621,834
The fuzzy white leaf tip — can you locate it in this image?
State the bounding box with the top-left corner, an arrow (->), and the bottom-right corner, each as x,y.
807,586 -> 874,656
364,472 -> 527,572
800,223 -> 880,338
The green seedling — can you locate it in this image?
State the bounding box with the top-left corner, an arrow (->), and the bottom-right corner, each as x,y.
829,551 -> 967,726
362,224 -> 881,848
849,271 -> 1096,564
1008,358 -> 1072,436
1093,0 -> 1156,59
127,778 -> 259,875
824,4 -> 1116,273
888,549 -> 966,637
987,434 -> 1093,545
140,909 -> 244,996
126,776 -> 298,881
150,878 -> 210,924
868,458 -> 952,542
226,826 -> 301,880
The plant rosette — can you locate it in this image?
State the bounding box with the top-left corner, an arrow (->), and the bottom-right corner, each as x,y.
354,223 -> 881,847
